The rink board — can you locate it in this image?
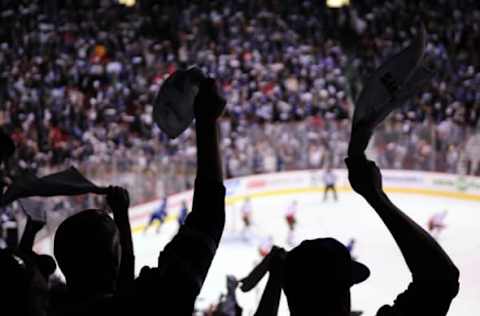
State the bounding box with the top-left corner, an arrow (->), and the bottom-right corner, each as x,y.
34,169 -> 480,315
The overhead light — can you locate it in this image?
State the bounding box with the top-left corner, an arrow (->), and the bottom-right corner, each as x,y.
118,0 -> 136,7
327,0 -> 350,8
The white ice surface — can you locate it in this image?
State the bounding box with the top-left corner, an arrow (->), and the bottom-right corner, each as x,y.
133,191 -> 480,316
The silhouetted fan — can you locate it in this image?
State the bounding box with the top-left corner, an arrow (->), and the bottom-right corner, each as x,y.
240,240 -> 370,315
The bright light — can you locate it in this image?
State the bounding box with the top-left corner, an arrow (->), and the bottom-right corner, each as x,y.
326,0 -> 350,8
118,0 -> 136,7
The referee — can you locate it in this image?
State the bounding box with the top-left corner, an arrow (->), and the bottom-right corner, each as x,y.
322,167 -> 338,201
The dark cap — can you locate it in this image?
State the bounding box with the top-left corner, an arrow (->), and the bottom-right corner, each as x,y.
240,238 -> 370,314
285,238 -> 370,289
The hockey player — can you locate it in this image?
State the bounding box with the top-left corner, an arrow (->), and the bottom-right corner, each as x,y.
241,197 -> 253,238
285,200 -> 298,246
177,200 -> 188,227
144,197 -> 168,234
428,210 -> 448,239
346,238 -> 357,260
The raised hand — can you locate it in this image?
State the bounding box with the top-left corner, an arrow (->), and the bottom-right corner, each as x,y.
106,185 -> 134,286
345,156 -> 383,199
106,186 -> 130,214
194,78 -> 226,124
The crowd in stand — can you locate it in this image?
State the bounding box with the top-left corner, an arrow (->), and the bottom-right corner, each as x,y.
0,0 -> 479,190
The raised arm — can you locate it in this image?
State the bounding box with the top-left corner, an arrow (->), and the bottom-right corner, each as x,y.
137,78 -> 226,314
345,156 -> 459,315
106,186 -> 134,289
194,78 -> 224,183
182,77 -> 226,241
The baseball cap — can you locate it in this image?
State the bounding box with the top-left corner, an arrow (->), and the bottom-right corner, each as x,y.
285,238 -> 370,289
240,238 -> 370,315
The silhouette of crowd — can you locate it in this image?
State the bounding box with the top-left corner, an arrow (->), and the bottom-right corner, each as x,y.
0,0 -> 471,315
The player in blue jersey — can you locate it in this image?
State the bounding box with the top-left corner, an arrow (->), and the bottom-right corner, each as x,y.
177,200 -> 188,227
144,197 -> 168,234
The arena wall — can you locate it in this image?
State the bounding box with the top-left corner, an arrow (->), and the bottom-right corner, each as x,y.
33,169 -> 480,254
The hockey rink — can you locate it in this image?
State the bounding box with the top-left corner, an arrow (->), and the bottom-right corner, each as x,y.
133,190 -> 480,316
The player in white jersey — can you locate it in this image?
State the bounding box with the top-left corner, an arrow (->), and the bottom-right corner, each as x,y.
241,197 -> 253,229
427,210 -> 448,239
240,197 -> 253,240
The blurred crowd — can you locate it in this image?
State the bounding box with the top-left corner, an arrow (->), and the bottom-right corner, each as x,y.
1,0 -> 480,201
